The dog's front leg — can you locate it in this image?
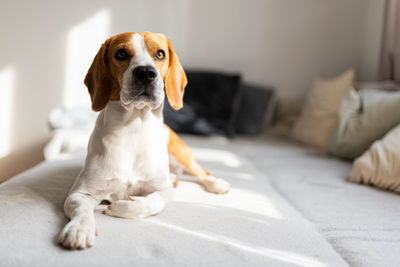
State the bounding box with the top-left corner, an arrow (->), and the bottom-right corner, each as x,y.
58,192 -> 98,249
105,185 -> 173,219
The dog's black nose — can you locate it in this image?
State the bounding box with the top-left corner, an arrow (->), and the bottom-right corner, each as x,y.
133,66 -> 157,84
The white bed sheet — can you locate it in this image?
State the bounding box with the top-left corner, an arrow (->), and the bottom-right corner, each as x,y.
0,136 -> 346,267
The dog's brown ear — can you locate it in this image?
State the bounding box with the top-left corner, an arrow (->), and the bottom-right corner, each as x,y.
84,39 -> 113,112
164,39 -> 187,110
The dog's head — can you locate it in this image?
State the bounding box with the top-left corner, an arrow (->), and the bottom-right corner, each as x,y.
84,32 -> 187,111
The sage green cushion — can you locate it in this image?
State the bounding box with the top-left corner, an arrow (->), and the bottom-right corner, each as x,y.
329,88 -> 400,159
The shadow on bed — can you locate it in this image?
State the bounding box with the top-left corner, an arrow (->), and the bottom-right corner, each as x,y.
0,160 -> 82,247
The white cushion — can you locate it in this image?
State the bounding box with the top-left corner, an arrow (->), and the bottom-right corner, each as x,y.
329,89 -> 400,159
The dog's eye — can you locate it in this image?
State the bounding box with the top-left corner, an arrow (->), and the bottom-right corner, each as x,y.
115,49 -> 129,60
155,50 -> 165,60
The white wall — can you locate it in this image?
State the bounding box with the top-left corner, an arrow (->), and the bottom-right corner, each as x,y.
0,0 -> 385,180
359,0 -> 385,81
183,0 -> 366,99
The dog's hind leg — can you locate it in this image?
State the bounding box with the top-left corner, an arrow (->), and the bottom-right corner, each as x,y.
104,185 -> 173,219
166,126 -> 230,194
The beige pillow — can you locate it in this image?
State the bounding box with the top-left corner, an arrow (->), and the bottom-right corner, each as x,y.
292,69 -> 354,149
349,124 -> 400,192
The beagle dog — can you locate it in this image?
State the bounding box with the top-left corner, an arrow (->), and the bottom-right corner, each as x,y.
58,32 -> 230,249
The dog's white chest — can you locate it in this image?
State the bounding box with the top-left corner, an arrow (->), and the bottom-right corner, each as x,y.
107,111 -> 166,174
81,104 -> 169,200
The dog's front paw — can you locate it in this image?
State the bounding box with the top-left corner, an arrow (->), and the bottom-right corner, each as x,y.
203,175 -> 230,194
58,218 -> 97,249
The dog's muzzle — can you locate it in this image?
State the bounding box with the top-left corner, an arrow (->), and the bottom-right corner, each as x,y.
130,66 -> 157,97
121,64 -> 164,109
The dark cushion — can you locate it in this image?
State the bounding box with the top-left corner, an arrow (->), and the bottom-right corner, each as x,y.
235,84 -> 275,135
164,70 -> 242,137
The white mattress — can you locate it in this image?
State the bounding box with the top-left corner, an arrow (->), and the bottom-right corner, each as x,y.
0,136 -> 347,267
218,136 -> 400,267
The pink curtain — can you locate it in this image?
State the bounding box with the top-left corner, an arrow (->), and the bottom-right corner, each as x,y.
379,0 -> 400,82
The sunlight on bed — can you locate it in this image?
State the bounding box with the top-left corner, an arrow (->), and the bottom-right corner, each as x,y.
148,219 -> 326,267
0,67 -> 15,158
191,147 -> 242,168
174,184 -> 284,220
63,9 -> 111,108
235,172 -> 255,180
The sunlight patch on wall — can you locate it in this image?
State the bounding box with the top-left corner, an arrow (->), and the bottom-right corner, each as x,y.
0,67 -> 15,157
63,10 -> 111,108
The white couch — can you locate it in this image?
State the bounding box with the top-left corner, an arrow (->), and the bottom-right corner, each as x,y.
0,134 -> 398,266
